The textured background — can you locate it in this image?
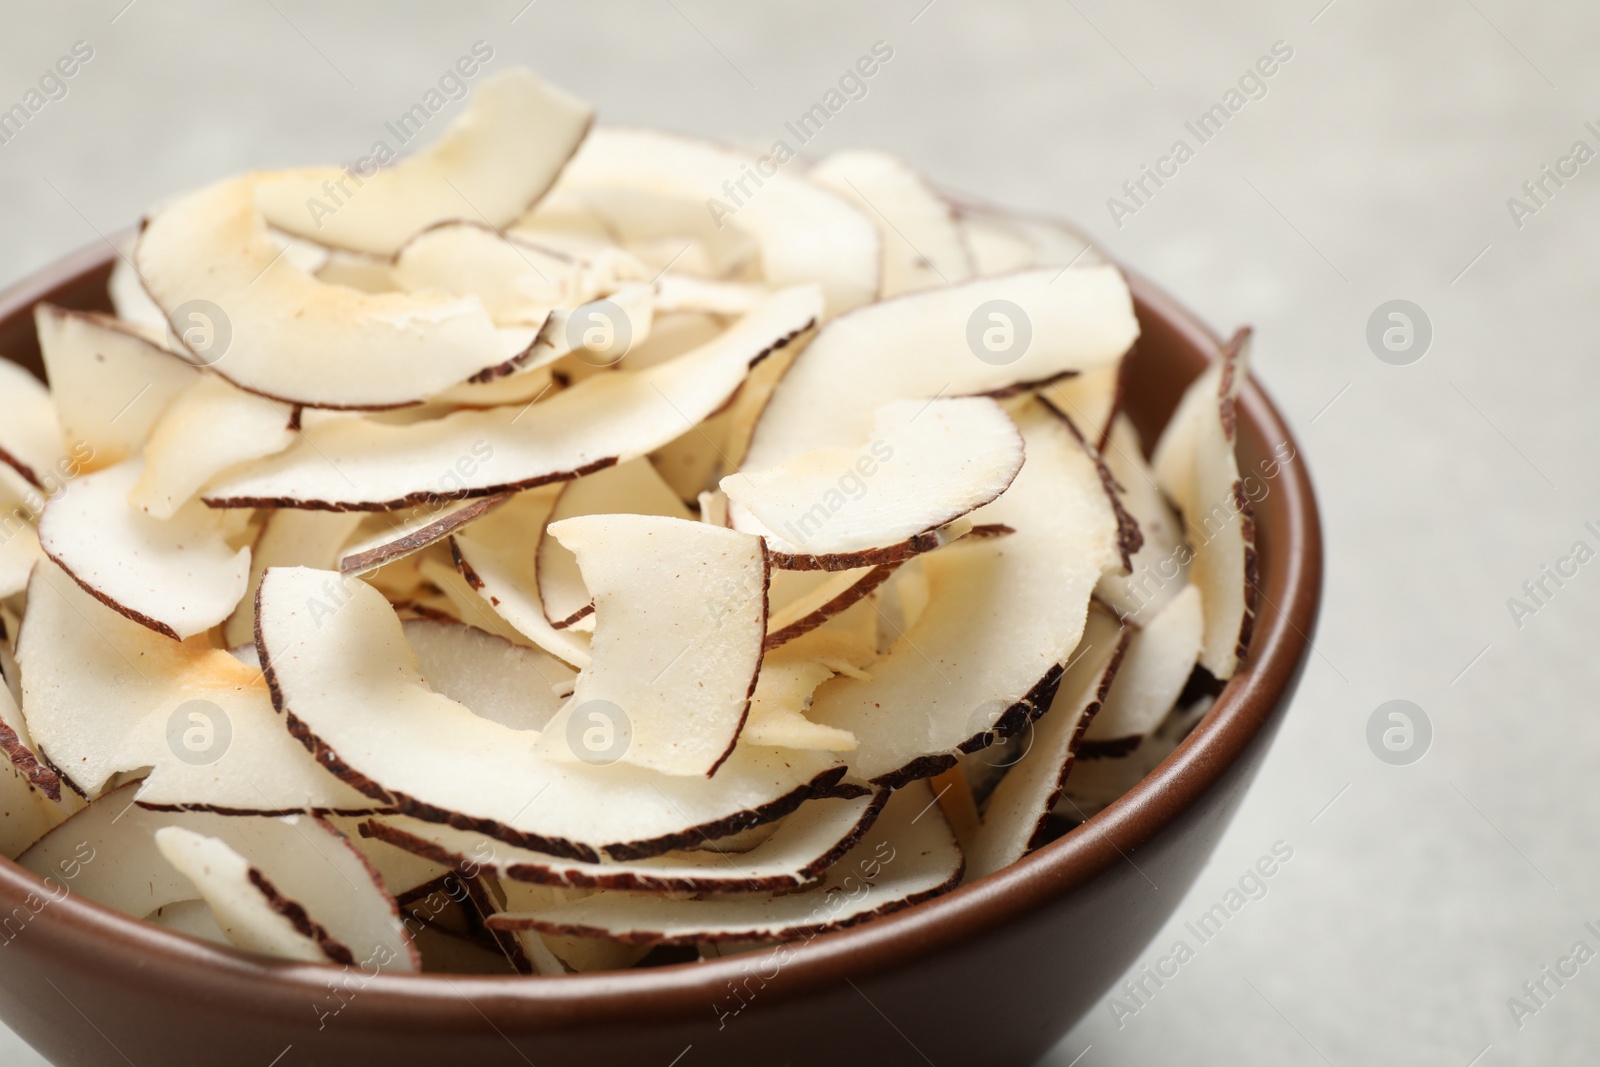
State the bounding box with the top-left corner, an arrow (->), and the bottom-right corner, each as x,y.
0,2 -> 1596,1064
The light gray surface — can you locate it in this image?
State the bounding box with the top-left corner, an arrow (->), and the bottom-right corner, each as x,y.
0,2 -> 1593,1064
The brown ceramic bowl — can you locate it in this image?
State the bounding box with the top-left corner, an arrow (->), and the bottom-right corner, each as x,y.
0,238 -> 1321,1067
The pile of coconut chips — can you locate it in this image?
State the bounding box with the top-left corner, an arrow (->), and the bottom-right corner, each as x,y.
0,69 -> 1257,976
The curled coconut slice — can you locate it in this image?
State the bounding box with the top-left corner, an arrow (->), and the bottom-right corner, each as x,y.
741,643 -> 859,752
808,149 -> 974,297
723,396 -> 1023,563
34,304 -> 198,470
741,266 -> 1138,479
256,69 -> 594,257
392,222 -> 643,327
764,565 -> 898,650
556,127 -> 880,315
363,791 -> 883,895
1040,363 -> 1120,450
1092,414 -> 1187,623
339,496 -> 511,577
402,618 -> 575,732
257,566 -> 845,861
537,458 -> 694,631
1079,584 -> 1203,755
1150,327 -> 1257,679
18,560 -> 372,811
38,458 -> 250,640
536,515 -> 768,778
483,781 -> 960,944
203,285 -> 821,510
19,785 -> 416,971
450,488 -> 593,669
807,400 -> 1123,786
224,509 -> 366,648
0,674 -> 77,858
129,375 -> 296,519
156,827 -> 355,964
964,607 -> 1126,880
0,479 -> 43,600
0,361 -> 68,491
137,173 -> 539,409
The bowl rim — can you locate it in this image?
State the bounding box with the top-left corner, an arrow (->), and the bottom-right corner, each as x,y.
0,239 -> 1323,1029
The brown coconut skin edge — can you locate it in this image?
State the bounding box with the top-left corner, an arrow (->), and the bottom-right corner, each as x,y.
0,235 -> 1321,1067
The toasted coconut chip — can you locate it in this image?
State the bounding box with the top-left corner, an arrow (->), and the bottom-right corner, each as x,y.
650,408 -> 733,505
809,401 -> 1122,786
957,209 -> 1035,275
1044,405 -> 1143,574
418,555 -> 550,651
523,283 -> 656,370
1081,585 -> 1202,750
363,791 -> 882,895
1093,415 -> 1187,623
154,828 -> 343,966
697,487 -> 730,527
0,484 -> 42,600
485,781 -> 959,944
764,516 -> 979,573
720,329 -> 802,471
518,185 -> 760,280
523,927 -> 651,974
725,397 -> 1023,560
623,311 -> 725,373
138,174 -> 536,410
537,515 -> 767,777
0,686 -> 78,858
258,567 -> 845,861
429,362 -> 558,409
20,783 -> 416,970
959,205 -> 1104,271
1151,328 -> 1256,679
393,222 -> 635,327
0,361 -> 67,492
340,496 -> 510,577
35,305 -> 199,470
202,286 -> 821,510
224,509 -> 365,648
809,150 -> 973,297
449,489 -> 592,669
0,667 -> 63,803
964,608 -> 1126,880
145,898 -> 229,945
654,275 -> 765,316
1009,213 -> 1105,268
742,650 -> 857,752
0,775 -> 76,860
316,250 -> 396,292
130,376 -> 296,519
1040,363 -> 1120,450
764,565 -> 896,650
537,458 -> 694,631
257,70 -> 593,256
18,560 -> 372,811
38,459 -> 250,640
740,267 -> 1138,484
402,618 -> 575,732
327,814 -> 450,898
557,128 -> 880,315
481,878 -> 652,973
107,250 -> 170,337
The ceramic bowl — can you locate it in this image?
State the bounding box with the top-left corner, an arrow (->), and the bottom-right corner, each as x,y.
0,239 -> 1321,1067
